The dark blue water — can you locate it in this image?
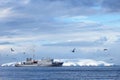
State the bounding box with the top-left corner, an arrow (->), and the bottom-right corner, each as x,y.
0,66 -> 120,80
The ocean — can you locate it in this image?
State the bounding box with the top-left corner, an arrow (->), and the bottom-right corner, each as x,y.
0,66 -> 120,80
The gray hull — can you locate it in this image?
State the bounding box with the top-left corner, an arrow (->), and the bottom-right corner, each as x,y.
15,58 -> 63,67
15,62 -> 63,67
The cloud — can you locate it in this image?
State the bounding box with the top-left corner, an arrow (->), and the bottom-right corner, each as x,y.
63,0 -> 100,8
0,0 -> 119,37
0,42 -> 14,45
102,0 -> 120,12
23,0 -> 31,4
0,0 -> 30,6
0,8 -> 13,19
61,59 -> 113,66
43,40 -> 101,47
0,0 -> 31,21
42,31 -> 120,47
55,16 -> 88,23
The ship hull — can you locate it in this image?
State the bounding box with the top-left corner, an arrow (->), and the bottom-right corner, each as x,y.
15,62 -> 63,67
15,63 -> 63,67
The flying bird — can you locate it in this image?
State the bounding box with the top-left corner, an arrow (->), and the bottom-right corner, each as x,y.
110,58 -> 113,60
72,48 -> 76,53
104,48 -> 108,51
23,52 -> 26,54
11,48 -> 14,52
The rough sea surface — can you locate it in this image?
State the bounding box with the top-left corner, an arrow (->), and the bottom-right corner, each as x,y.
0,66 -> 120,80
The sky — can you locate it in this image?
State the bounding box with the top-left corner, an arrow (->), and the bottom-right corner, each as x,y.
0,0 -> 120,65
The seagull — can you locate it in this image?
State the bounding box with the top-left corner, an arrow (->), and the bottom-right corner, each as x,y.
110,58 -> 113,60
11,48 -> 14,52
72,48 -> 76,53
104,48 -> 108,51
23,52 -> 26,54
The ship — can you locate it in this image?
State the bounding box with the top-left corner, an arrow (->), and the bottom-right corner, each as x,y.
15,58 -> 63,67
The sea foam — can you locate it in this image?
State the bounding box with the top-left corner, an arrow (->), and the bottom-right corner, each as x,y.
1,59 -> 113,67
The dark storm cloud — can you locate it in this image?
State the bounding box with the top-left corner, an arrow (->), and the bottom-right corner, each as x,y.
42,0 -> 98,7
0,42 -> 14,45
63,0 -> 98,7
13,0 -> 98,20
0,0 -> 119,37
102,0 -> 120,12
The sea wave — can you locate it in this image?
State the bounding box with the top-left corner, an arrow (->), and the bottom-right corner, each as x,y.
1,59 -> 113,67
55,59 -> 113,66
